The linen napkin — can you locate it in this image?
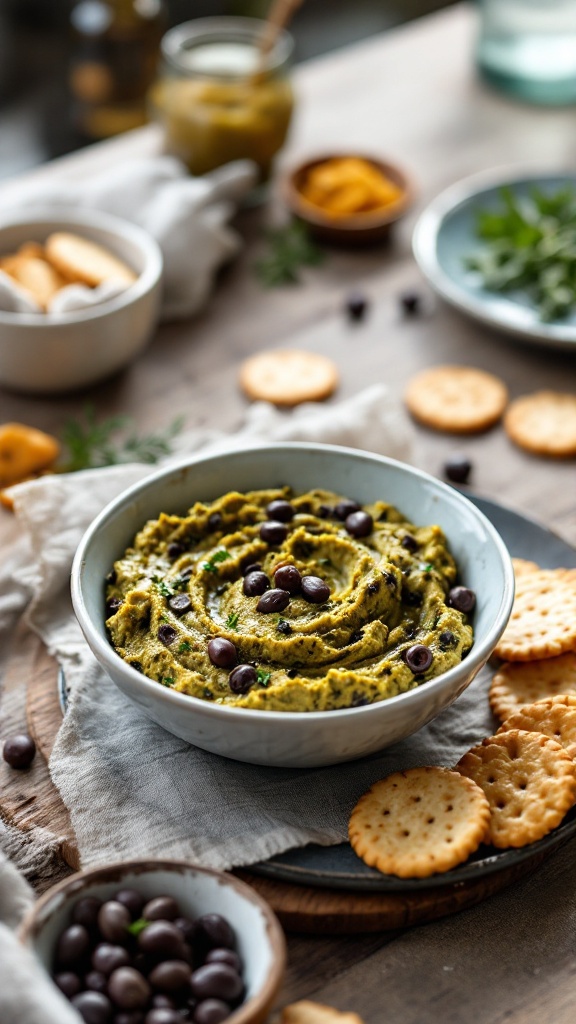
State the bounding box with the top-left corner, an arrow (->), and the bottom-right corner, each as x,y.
2,384 -> 498,872
0,156 -> 258,320
0,823 -> 82,1024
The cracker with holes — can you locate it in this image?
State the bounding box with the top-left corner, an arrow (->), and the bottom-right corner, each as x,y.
504,391 -> 576,458
348,766 -> 490,878
281,1001 -> 365,1024
239,349 -> 339,406
456,729 -> 576,848
496,700 -> 576,759
493,568 -> 576,662
404,365 -> 508,434
512,557 -> 540,578
490,652 -> 576,721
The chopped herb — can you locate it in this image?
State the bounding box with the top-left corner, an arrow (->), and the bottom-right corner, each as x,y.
178,640 -> 192,653
419,563 -> 434,574
465,185 -> 576,321
255,221 -> 325,287
202,549 -> 231,573
161,676 -> 175,686
160,614 -> 169,623
226,612 -> 240,630
127,918 -> 149,937
256,668 -> 272,688
171,575 -> 189,591
152,575 -> 174,598
60,405 -> 184,472
318,557 -> 333,567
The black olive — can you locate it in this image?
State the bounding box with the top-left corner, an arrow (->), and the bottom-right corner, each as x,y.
229,665 -> 256,694
207,638 -> 237,668
404,644 -> 433,673
446,586 -> 476,614
256,589 -> 290,614
301,577 -> 330,604
266,499 -> 294,522
335,499 -> 361,521
259,521 -> 288,545
345,511 -> 373,538
243,571 -> 270,597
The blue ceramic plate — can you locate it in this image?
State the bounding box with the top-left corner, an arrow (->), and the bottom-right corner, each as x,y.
250,494 -> 576,891
412,171 -> 576,351
61,495 -> 576,891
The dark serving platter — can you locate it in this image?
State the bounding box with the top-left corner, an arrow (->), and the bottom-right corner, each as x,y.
248,494 -> 576,892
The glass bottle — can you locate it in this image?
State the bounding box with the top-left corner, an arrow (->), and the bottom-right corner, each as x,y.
149,17 -> 295,182
69,0 -> 167,139
477,0 -> 576,105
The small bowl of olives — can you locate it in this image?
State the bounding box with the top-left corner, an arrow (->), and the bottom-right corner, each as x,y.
19,858 -> 286,1024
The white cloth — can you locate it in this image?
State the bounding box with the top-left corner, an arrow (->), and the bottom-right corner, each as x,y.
0,156 -> 258,320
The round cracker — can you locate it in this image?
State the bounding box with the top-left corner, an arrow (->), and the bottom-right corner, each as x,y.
512,557 -> 540,578
456,730 -> 576,848
493,568 -> 576,662
490,652 -> 576,721
348,766 -> 490,879
404,365 -> 508,434
497,700 -> 576,759
504,391 -> 576,458
239,349 -> 338,406
45,232 -> 137,287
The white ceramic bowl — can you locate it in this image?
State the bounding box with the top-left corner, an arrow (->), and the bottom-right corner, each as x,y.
19,858 -> 286,1024
72,443 -> 514,768
0,209 -> 163,393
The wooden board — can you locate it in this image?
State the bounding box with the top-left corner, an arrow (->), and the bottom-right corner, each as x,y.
0,637 -> 557,932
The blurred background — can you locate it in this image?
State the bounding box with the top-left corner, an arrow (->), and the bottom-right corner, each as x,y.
0,0 -> 455,180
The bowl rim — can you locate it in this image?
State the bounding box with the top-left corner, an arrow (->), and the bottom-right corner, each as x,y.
18,857 -> 287,1024
282,152 -> 415,231
71,441 -> 515,723
0,207 -> 163,327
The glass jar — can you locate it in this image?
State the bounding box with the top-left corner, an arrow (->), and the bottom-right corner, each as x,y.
149,17 -> 295,181
477,0 -> 576,105
69,0 -> 167,139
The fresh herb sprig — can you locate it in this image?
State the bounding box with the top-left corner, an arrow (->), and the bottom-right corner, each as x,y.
226,612 -> 240,630
202,549 -> 231,573
255,221 -> 325,287
60,406 -> 184,472
465,185 -> 576,321
256,668 -> 272,688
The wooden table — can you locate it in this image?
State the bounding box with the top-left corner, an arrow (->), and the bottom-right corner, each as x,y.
1,4 -> 576,1021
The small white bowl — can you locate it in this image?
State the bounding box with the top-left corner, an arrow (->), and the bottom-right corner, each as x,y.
0,209 -> 163,393
19,858 -> 286,1024
72,443 -> 514,768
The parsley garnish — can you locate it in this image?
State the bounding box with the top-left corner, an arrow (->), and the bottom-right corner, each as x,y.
256,668 -> 272,688
255,221 -> 325,287
171,575 -> 189,591
161,676 -> 175,686
465,185 -> 576,321
226,612 -> 239,630
178,641 -> 192,653
152,575 -> 174,598
127,918 -> 149,937
202,549 -> 231,573
421,563 -> 434,574
60,405 -> 184,472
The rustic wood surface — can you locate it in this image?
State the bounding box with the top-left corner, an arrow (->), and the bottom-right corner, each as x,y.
20,654 -> 558,934
1,3 -> 576,1020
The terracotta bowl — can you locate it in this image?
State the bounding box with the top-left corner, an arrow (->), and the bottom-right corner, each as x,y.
280,152 -> 415,245
19,858 -> 286,1024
